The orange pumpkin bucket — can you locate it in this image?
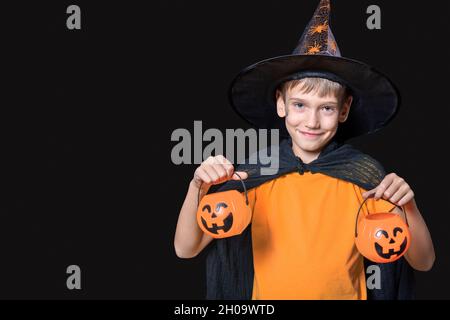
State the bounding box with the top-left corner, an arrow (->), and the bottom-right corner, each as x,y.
196,174 -> 252,239
355,195 -> 411,263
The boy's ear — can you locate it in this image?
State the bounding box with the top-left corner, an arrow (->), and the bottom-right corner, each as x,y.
276,90 -> 287,118
339,95 -> 353,123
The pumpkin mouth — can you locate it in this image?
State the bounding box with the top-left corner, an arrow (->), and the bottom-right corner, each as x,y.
201,213 -> 234,234
374,237 -> 408,259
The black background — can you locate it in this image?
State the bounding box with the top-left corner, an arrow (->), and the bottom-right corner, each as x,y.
0,0 -> 448,299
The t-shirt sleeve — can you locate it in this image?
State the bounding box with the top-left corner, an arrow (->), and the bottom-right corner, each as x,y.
357,187 -> 399,216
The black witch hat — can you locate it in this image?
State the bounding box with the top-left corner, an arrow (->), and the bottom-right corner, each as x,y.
228,0 -> 400,142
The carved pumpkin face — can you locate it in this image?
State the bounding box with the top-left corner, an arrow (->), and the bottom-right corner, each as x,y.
374,226 -> 408,260
200,201 -> 234,235
355,212 -> 410,263
196,190 -> 252,239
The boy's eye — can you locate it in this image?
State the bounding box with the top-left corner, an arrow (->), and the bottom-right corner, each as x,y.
294,103 -> 304,108
322,106 -> 335,112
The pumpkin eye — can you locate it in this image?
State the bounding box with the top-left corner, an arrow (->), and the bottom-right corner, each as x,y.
215,202 -> 228,212
202,204 -> 211,213
393,227 -> 403,237
375,230 -> 389,239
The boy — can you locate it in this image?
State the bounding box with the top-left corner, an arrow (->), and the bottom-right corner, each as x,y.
174,0 -> 434,299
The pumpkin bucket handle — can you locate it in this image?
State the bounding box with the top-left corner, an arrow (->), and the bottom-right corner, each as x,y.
355,193 -> 409,237
197,172 -> 249,207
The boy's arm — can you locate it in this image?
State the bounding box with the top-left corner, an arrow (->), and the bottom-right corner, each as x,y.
392,199 -> 435,271
174,180 -> 214,259
174,155 -> 248,259
363,173 -> 435,271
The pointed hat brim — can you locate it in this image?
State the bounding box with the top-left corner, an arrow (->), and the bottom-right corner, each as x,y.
228,53 -> 400,142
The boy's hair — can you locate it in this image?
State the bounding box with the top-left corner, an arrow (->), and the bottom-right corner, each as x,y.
277,77 -> 351,108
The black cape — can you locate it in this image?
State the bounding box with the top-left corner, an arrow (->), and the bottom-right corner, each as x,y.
204,136 -> 415,299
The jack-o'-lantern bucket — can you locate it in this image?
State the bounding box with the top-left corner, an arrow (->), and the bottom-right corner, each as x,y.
196,173 -> 252,239
355,195 -> 411,263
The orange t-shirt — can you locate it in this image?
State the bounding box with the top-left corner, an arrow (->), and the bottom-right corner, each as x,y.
247,171 -> 396,300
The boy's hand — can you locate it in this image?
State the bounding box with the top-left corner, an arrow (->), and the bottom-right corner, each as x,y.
192,155 -> 248,189
362,173 -> 415,207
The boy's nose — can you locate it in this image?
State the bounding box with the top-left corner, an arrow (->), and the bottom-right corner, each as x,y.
305,114 -> 320,128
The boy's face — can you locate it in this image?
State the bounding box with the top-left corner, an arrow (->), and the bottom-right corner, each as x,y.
276,84 -> 352,156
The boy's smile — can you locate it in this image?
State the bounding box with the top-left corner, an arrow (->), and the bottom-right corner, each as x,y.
276,82 -> 352,164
